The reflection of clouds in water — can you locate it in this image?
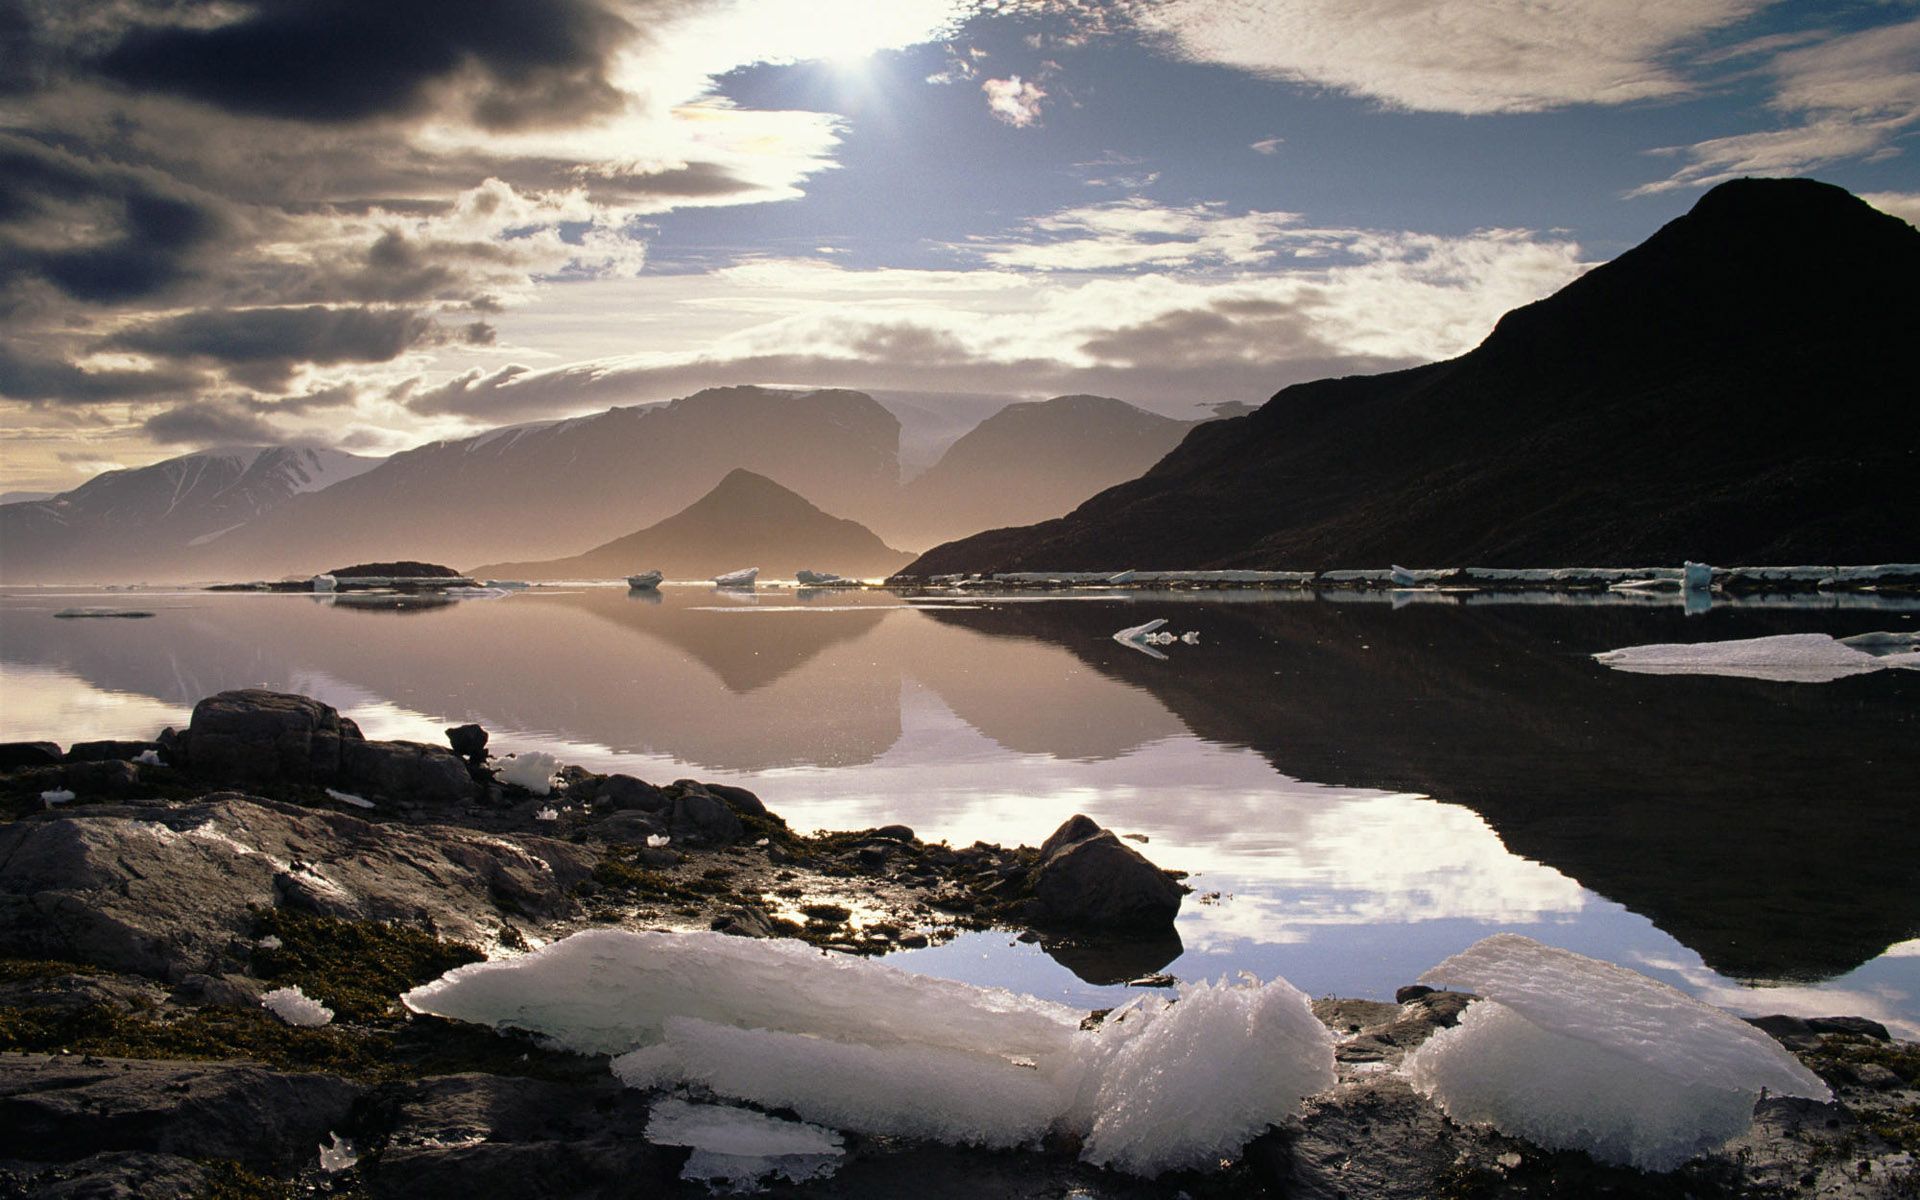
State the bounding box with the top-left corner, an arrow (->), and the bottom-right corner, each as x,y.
1629,952 -> 1919,1040
0,667 -> 186,742
1173,795 -> 1587,951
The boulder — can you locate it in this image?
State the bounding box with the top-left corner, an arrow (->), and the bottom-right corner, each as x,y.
445,723 -> 489,763
1029,814 -> 1184,929
597,774 -> 666,812
59,759 -> 140,797
0,794 -> 593,980
0,1150 -> 208,1199
665,786 -> 743,846
0,1056 -> 359,1171
0,742 -> 62,769
582,811 -> 665,844
341,740 -> 476,806
64,740 -> 156,763
177,690 -> 361,786
701,782 -> 767,818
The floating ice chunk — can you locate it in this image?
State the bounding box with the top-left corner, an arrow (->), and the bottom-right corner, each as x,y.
498,751 -> 560,795
795,569 -> 846,585
1180,631 -> 1200,645
1683,561 -> 1713,591
617,1016 -> 1071,1149
1112,618 -> 1170,659
134,749 -> 164,766
1403,934 -> 1829,1172
324,787 -> 373,809
1106,569 -> 1138,584
1391,564 -> 1417,586
1840,630 -> 1920,657
646,1097 -> 843,1188
40,789 -> 75,808
1593,632 -> 1919,683
403,928 -> 1081,1059
406,930 -> 1332,1176
311,574 -> 337,593
263,985 -> 333,1027
1070,977 -> 1334,1176
713,567 -> 759,587
318,1132 -> 357,1172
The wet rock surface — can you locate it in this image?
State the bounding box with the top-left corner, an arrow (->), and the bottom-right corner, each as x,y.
1030,813 -> 1186,929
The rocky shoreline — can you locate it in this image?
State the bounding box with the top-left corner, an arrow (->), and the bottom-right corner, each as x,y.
1,691 -> 1915,1198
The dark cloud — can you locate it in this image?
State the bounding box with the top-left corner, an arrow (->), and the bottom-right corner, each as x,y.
0,342 -> 201,404
112,304 -> 435,364
142,399 -> 283,446
0,133 -> 227,306
98,0 -> 635,130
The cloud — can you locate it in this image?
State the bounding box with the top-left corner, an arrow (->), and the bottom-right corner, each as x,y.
96,0 -> 636,129
0,343 -> 202,405
395,215 -> 1590,423
1250,136 -> 1284,154
982,75 -> 1048,126
1636,16 -> 1920,192
1130,0 -> 1772,114
142,399 -> 284,446
108,307 -> 443,385
1863,191 -> 1920,226
964,199 -> 1315,269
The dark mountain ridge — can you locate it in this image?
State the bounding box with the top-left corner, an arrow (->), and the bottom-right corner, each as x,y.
906,179 -> 1920,575
470,468 -> 913,581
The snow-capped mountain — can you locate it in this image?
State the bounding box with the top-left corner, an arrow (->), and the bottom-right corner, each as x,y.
0,446 -> 378,583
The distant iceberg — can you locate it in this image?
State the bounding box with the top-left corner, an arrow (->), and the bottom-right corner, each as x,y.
626,570 -> 663,590
1594,631 -> 1920,682
713,567 -> 758,587
795,569 -> 846,585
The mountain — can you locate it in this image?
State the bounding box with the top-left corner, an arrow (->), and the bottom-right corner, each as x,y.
906,179 -> 1920,576
0,446 -> 377,583
181,387 -> 902,581
880,395 -> 1197,550
470,468 -> 914,581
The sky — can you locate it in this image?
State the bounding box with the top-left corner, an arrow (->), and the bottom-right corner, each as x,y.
2,0 -> 1917,493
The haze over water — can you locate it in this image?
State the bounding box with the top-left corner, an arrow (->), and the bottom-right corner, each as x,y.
3,584 -> 1915,1034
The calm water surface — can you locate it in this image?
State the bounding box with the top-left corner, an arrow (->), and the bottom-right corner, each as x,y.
3,584 -> 1916,1032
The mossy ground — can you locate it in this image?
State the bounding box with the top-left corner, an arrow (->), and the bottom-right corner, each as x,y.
248,908 -> 484,1024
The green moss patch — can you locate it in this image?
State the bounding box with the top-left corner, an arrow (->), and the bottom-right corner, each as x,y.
249,909 -> 483,1026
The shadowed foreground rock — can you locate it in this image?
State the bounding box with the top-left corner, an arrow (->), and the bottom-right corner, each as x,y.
1030,813 -> 1186,928
172,689 -> 476,805
0,795 -> 593,980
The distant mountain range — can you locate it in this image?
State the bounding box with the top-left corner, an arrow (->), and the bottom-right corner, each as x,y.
471,469 -> 914,582
906,178 -> 1920,576
0,447 -> 375,583
2,386 -> 1193,583
882,395 -> 1196,551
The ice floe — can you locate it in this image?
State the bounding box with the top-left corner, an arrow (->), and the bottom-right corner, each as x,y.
713,567 -> 759,587
646,1097 -> 843,1189
1593,632 -> 1920,682
1403,934 -> 1830,1171
498,751 -> 561,794
404,929 -> 1332,1177
794,570 -> 847,585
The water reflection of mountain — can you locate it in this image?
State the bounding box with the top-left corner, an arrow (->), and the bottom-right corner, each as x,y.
0,589 -> 1179,775
919,599 -> 1920,983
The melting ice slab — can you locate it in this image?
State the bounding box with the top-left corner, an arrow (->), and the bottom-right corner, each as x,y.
1403,934 -> 1830,1172
1593,631 -> 1920,683
404,929 -> 1333,1177
646,1097 -> 843,1188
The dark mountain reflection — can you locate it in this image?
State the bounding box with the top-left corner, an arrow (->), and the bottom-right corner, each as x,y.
918,598 -> 1920,983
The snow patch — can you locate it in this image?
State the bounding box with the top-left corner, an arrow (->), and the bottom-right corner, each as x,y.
263,985 -> 333,1027
39,789 -> 75,807
1403,934 -> 1829,1171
